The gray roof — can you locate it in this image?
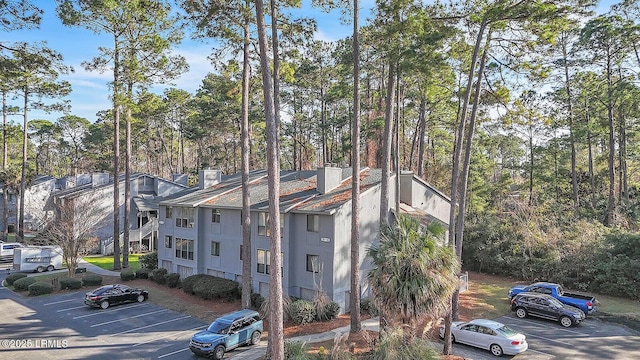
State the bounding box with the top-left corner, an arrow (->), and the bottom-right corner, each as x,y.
53,173 -> 188,199
162,168 -> 383,215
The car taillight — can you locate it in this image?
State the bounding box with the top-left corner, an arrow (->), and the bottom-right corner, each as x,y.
90,296 -> 99,300
586,301 -> 592,308
511,341 -> 521,345
511,298 -> 515,304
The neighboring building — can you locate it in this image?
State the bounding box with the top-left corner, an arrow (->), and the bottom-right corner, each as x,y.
0,175 -> 57,236
157,166 -> 451,314
50,172 -> 189,253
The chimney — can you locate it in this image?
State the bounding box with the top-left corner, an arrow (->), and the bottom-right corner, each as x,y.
317,165 -> 342,194
172,173 -> 188,186
92,172 -> 109,187
199,169 -> 222,189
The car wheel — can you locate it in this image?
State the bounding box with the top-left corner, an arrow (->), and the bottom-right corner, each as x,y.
560,315 -> 573,328
100,300 -> 109,310
515,307 -> 528,319
490,344 -> 503,356
137,295 -> 145,303
451,334 -> 456,343
212,344 -> 225,359
249,331 -> 261,345
47,265 -> 54,271
36,266 -> 45,273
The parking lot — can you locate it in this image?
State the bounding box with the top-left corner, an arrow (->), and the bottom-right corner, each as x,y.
447,313 -> 640,359
2,267 -> 639,359
0,282 -> 265,360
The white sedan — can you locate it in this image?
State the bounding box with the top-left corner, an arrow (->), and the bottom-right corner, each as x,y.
439,319 -> 528,356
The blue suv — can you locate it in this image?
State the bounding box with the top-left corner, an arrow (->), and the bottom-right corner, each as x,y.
189,309 -> 263,359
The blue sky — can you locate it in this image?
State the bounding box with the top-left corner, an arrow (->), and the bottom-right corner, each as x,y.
3,1 -> 372,124
2,0 -> 620,125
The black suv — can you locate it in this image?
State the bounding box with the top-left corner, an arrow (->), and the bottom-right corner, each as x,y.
510,292 -> 585,328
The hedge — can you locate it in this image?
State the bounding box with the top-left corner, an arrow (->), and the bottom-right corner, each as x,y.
135,268 -> 151,279
164,273 -> 180,288
82,274 -> 103,287
60,277 -> 82,290
151,268 -> 168,284
183,274 -> 240,301
13,277 -> 37,291
29,281 -> 54,296
182,274 -> 211,295
120,269 -> 136,281
5,273 -> 27,286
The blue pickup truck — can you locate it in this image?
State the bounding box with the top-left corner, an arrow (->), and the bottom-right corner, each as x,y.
508,282 -> 597,315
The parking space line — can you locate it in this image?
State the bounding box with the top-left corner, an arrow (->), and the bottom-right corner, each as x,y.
57,305 -> 88,312
90,309 -> 169,327
526,333 -> 572,346
44,299 -> 77,306
132,326 -> 204,347
502,317 -> 590,336
157,347 -> 190,358
109,315 -> 191,336
73,303 -> 146,319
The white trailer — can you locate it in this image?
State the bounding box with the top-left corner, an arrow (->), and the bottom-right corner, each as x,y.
13,246 -> 63,273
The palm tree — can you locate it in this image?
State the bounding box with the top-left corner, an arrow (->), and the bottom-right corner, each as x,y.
367,214 -> 460,340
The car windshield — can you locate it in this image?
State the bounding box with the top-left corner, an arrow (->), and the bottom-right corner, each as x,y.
207,319 -> 232,334
495,325 -> 518,337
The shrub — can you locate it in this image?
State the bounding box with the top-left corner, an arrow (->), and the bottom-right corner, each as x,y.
182,274 -> 240,301
151,268 -> 168,284
182,274 -> 212,295
139,251 -> 158,270
5,273 -> 27,286
290,299 -> 316,325
251,293 -> 265,310
28,281 -> 54,296
360,298 -> 379,317
369,328 -> 439,360
260,295 -> 293,321
13,277 -> 37,291
135,268 -> 151,279
193,279 -> 240,301
59,277 -> 82,290
284,341 -> 312,360
322,301 -> 340,321
120,269 -> 136,281
82,274 -> 103,286
164,273 -> 180,288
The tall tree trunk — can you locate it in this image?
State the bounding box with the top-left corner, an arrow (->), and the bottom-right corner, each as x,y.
417,95 -> 426,177
350,0 -> 362,333
528,127 -> 534,205
240,11 -> 252,310
254,0 -> 283,358
123,86 -> 132,269
605,59 -> 615,226
561,35 -> 579,212
444,19 -> 488,356
113,38 -> 121,270
2,91 -> 8,239
19,88 -> 27,240
380,62 -> 395,227
588,127 -> 596,208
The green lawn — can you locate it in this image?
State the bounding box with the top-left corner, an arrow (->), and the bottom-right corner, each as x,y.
83,254 -> 143,271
